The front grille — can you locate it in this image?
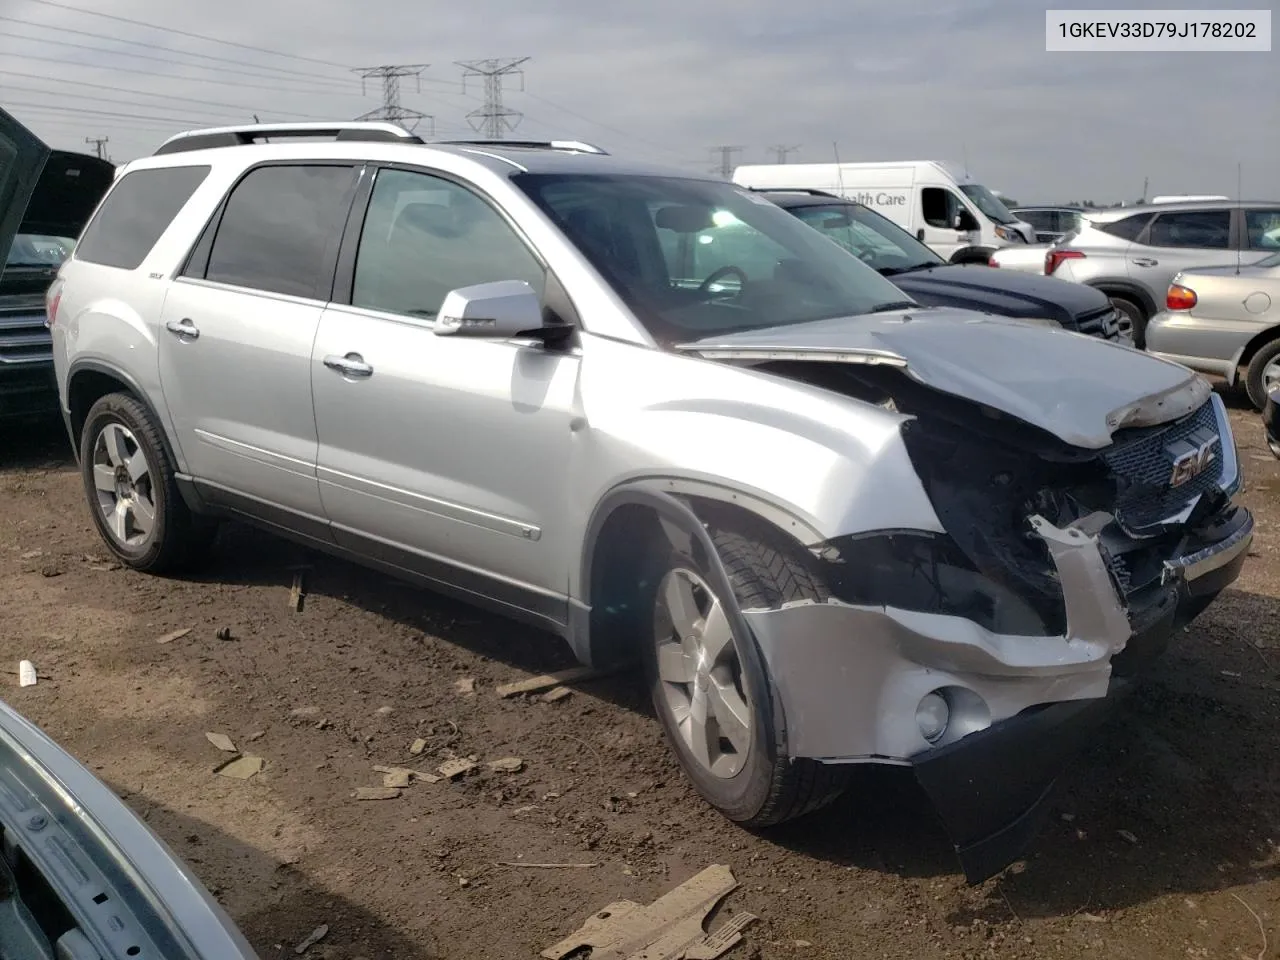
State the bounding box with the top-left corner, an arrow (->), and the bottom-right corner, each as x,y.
1102,399 -> 1224,531
1076,305 -> 1122,340
0,311 -> 53,365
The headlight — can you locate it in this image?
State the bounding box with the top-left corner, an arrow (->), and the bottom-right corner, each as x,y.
995,225 -> 1024,243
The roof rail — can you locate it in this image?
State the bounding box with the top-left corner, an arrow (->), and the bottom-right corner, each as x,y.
436,139 -> 610,156
748,187 -> 843,199
153,121 -> 423,156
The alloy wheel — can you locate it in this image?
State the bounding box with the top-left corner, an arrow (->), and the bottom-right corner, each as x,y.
90,422 -> 157,548
652,567 -> 752,779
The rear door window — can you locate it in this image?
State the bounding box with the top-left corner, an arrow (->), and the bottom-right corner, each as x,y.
76,166 -> 210,270
1245,209 -> 1280,250
1144,210 -> 1231,249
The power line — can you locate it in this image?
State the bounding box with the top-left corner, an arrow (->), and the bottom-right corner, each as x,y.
353,64 -> 433,135
2,51 -> 372,98
0,83 -> 254,124
84,136 -> 109,160
0,70 -> 332,120
0,31 -> 358,89
456,58 -> 530,139
0,15 -> 355,84
770,144 -> 801,163
15,0 -> 353,70
710,146 -> 744,178
5,99 -> 224,126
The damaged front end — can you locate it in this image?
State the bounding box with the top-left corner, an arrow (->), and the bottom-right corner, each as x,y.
732,358 -> 1251,883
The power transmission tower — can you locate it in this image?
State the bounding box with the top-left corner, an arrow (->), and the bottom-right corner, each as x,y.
770,144 -> 800,164
84,136 -> 109,160
710,146 -> 744,178
352,64 -> 433,134
456,57 -> 530,139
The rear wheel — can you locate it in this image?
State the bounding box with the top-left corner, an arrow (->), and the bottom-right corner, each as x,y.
641,525 -> 849,826
1108,296 -> 1145,347
1244,338 -> 1280,410
79,393 -> 217,573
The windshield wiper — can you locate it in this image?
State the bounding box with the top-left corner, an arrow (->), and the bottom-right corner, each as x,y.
878,263 -> 939,277
867,300 -> 918,313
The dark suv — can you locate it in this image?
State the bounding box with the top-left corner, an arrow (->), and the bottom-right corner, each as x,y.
760,190 -> 1126,342
1,108 -> 114,422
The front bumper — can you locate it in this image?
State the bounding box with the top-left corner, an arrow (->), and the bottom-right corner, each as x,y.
0,361 -> 58,420
744,501 -> 1252,883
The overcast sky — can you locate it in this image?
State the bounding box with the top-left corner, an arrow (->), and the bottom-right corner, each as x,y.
3,0 -> 1277,203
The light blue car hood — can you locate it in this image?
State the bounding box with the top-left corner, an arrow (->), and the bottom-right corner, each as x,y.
678,307 -> 1211,449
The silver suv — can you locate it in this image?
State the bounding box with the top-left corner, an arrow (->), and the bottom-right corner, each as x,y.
1045,200 -> 1280,347
42,122 -> 1252,882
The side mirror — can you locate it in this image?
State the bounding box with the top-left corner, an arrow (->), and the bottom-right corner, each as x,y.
433,280 -> 557,339
953,210 -> 979,232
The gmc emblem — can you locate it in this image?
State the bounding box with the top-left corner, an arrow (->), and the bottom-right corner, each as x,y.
1168,436 -> 1218,487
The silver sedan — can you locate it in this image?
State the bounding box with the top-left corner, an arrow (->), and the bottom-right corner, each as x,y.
1146,250 -> 1280,409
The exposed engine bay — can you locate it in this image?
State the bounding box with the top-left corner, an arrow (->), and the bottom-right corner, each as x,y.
745,360 -> 1240,644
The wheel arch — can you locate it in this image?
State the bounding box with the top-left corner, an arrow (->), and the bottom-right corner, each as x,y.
1085,279 -> 1157,320
948,245 -> 996,265
66,360 -> 181,473
1229,321 -> 1280,386
574,482 -> 806,743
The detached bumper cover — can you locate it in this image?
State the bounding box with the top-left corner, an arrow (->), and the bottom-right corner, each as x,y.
0,698 -> 257,959
745,502 -> 1252,884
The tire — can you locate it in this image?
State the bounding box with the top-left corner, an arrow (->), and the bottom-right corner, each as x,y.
79,392 -> 217,573
640,524 -> 850,827
1244,338 -> 1280,410
1108,296 -> 1146,348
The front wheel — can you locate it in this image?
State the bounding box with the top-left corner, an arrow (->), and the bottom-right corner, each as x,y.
641,527 -> 849,826
1244,338 -> 1280,410
1108,296 -> 1145,348
79,393 -> 217,573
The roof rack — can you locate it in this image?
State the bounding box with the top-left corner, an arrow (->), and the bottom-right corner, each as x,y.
153,121 -> 424,156
435,139 -> 610,156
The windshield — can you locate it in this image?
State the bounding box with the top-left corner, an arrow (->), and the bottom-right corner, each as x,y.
514,174 -> 914,343
958,184 -> 1017,225
4,233 -> 75,268
786,202 -> 944,276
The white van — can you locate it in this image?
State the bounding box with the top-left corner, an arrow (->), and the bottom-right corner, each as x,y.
732,160 -> 1035,263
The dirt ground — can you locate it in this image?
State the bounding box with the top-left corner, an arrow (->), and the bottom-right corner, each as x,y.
1,389 -> 1278,960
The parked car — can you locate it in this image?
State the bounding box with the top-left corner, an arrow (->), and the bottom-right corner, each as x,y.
0,696 -> 257,957
758,189 -> 1125,341
732,159 -> 1035,263
988,243 -> 1052,274
1145,251 -> 1280,408
0,107 -> 114,423
37,120 -> 1252,883
1043,200 -> 1280,348
1010,206 -> 1084,244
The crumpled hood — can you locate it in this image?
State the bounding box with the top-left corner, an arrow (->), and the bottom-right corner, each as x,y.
677,308 -> 1210,449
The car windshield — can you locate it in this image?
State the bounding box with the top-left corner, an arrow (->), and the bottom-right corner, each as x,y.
4,233 -> 75,268
514,174 -> 915,344
785,202 -> 944,276
958,184 -> 1017,225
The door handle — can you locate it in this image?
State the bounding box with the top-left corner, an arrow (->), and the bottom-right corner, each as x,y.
323,352 -> 373,378
164,318 -> 199,340
1131,257 -> 1159,267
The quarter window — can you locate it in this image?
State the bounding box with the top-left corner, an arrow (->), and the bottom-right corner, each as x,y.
1096,213 -> 1152,241
202,164 -> 356,298
351,168 -> 545,319
76,165 -> 210,270
1145,210 -> 1231,249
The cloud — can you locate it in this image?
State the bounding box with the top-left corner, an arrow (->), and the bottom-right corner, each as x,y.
2,0 -> 1275,202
